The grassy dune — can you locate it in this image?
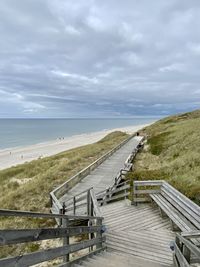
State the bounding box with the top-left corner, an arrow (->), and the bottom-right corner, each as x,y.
0,131 -> 128,213
128,109 -> 200,205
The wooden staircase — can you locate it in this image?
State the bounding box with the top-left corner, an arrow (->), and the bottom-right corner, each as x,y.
101,200 -> 174,267
74,250 -> 171,267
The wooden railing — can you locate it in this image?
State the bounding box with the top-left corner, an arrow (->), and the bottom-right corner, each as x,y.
0,209 -> 105,267
98,180 -> 131,205
96,141 -> 144,204
132,180 -> 163,205
50,134 -> 137,215
62,188 -> 102,218
173,232 -> 200,266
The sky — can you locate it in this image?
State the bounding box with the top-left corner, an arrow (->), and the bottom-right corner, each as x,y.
0,0 -> 200,118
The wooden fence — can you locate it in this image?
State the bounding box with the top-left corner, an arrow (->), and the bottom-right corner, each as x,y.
0,209 -> 105,267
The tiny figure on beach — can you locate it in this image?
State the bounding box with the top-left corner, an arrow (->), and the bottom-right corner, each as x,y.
136,132 -> 140,136
9,151 -> 11,155
21,155 -> 23,159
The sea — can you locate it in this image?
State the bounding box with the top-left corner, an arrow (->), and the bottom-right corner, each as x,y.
0,118 -> 158,149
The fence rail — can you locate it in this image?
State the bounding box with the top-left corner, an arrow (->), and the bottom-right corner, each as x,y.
0,209 -> 105,267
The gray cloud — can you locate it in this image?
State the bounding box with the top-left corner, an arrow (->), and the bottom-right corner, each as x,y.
0,0 -> 200,117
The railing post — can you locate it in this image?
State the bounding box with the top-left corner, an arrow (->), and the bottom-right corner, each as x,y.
87,189 -> 91,216
132,181 -> 138,206
73,196 -> 76,215
96,218 -> 103,249
183,245 -> 191,264
62,203 -> 69,263
106,188 -> 110,204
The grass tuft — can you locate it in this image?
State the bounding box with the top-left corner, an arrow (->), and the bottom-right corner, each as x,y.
131,109 -> 200,205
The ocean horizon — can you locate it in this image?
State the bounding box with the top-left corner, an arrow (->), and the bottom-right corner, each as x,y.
0,117 -> 158,149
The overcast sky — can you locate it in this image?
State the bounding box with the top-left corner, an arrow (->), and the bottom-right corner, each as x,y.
0,0 -> 200,118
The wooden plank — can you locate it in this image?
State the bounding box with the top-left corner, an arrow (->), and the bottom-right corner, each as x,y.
134,180 -> 164,186
174,243 -> 190,267
0,209 -> 103,220
150,194 -> 190,231
104,184 -> 130,196
134,189 -> 161,194
106,239 -> 172,265
161,187 -> 200,228
161,191 -> 198,230
0,237 -> 105,267
133,197 -> 150,202
182,231 -> 200,239
162,182 -> 200,217
90,189 -> 102,217
0,226 -> 102,245
173,253 -> 179,267
58,247 -> 106,267
105,192 -> 129,203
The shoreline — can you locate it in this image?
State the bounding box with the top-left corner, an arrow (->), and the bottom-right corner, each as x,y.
0,123 -> 151,170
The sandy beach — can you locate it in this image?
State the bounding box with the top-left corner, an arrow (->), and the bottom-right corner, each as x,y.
0,123 -> 150,170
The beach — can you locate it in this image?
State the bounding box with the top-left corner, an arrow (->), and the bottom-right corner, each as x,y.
0,123 -> 150,170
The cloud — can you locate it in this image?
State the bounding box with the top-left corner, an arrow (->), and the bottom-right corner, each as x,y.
0,0 -> 200,117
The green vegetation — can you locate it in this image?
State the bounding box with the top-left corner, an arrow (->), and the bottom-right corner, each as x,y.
0,131 -> 128,213
128,109 -> 200,205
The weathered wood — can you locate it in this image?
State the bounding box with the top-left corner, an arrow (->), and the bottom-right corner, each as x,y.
176,233 -> 200,259
174,243 -> 190,267
0,209 -> 103,220
90,189 -> 102,217
134,189 -> 161,194
134,180 -> 164,186
162,182 -> 200,216
0,237 -> 105,267
58,247 -> 105,267
0,226 -> 102,245
73,196 -> 76,215
182,231 -> 200,239
103,184 -> 130,197
133,197 -> 150,203
96,218 -> 103,249
62,216 -> 69,263
150,194 -> 190,231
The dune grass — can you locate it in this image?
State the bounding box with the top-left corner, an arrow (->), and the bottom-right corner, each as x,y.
0,131 -> 128,213
128,109 -> 200,205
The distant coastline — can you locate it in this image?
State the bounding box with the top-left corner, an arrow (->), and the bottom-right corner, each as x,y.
0,123 -> 154,170
0,118 -> 158,149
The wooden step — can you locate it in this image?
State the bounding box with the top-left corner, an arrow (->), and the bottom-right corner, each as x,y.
75,251 -> 172,267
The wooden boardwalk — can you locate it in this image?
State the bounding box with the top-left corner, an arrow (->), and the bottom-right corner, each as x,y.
60,136 -> 143,203
101,200 -> 174,267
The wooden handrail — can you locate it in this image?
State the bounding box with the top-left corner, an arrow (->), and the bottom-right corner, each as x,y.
0,236 -> 106,267
0,209 -> 103,220
0,207 -> 105,266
